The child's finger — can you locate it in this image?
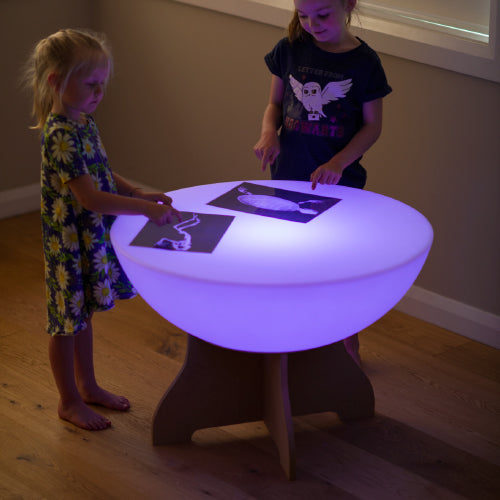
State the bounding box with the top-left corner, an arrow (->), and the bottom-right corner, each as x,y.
262,149 -> 278,171
163,208 -> 179,225
310,170 -> 319,190
261,152 -> 271,171
330,172 -> 341,185
173,208 -> 182,222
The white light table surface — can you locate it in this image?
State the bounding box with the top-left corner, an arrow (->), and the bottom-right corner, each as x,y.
111,180 -> 433,479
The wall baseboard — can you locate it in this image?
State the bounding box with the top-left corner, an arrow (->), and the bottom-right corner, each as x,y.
395,286 -> 500,349
0,183 -> 40,220
1,183 -> 498,349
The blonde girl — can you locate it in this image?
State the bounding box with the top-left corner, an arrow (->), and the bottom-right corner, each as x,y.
25,28 -> 179,430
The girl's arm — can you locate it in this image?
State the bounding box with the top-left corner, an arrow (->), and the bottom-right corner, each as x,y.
253,75 -> 284,172
310,98 -> 383,190
113,173 -> 145,197
113,172 -> 174,207
67,174 -> 180,225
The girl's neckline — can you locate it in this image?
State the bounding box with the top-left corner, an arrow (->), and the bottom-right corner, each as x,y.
310,36 -> 363,55
50,112 -> 89,127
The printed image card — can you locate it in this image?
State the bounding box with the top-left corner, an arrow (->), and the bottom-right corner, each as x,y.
130,212 -> 234,254
207,182 -> 341,223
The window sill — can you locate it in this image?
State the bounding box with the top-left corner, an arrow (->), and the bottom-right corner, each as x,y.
173,0 -> 500,83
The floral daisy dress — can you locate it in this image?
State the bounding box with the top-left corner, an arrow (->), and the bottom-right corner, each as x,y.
41,113 -> 136,336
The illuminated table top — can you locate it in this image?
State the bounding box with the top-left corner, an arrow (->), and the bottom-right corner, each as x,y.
111,180 -> 433,353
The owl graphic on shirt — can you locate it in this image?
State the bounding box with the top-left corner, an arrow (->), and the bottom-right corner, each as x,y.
289,74 -> 352,121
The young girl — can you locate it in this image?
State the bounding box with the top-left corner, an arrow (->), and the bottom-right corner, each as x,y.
254,0 -> 392,365
25,28 -> 180,430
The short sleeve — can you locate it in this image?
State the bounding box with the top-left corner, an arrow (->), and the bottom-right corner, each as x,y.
363,52 -> 392,103
44,124 -> 89,182
264,38 -> 290,79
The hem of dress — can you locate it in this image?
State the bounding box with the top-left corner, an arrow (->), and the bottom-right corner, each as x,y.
46,293 -> 137,336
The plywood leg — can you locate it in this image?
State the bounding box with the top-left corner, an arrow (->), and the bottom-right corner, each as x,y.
288,341 -> 374,421
263,354 -> 296,480
152,335 -> 374,481
152,335 -> 263,445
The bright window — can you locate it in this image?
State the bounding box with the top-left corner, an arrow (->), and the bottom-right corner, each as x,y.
173,0 -> 500,83
359,0 -> 490,44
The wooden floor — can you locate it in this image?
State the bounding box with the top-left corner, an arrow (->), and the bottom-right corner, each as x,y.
1,211 -> 499,499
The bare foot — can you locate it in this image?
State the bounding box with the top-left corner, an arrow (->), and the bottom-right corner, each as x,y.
81,386 -> 130,411
58,399 -> 111,431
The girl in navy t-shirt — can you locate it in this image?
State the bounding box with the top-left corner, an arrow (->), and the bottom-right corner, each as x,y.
254,0 -> 392,365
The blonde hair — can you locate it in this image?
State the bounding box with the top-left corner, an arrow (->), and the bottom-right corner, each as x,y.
288,1 -> 353,43
24,28 -> 112,129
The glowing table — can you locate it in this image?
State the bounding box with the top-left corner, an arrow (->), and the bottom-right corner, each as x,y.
111,180 -> 433,479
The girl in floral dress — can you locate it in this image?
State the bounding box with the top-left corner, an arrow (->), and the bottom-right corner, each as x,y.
25,29 -> 180,430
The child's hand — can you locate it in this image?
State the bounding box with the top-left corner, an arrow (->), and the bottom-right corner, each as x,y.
253,132 -> 280,172
134,189 -> 173,206
134,190 -> 182,225
310,162 -> 344,190
147,202 -> 182,226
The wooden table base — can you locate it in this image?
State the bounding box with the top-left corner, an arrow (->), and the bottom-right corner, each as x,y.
152,334 -> 374,480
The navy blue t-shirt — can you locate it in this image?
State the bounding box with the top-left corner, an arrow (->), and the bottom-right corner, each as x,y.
265,37 -> 392,187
